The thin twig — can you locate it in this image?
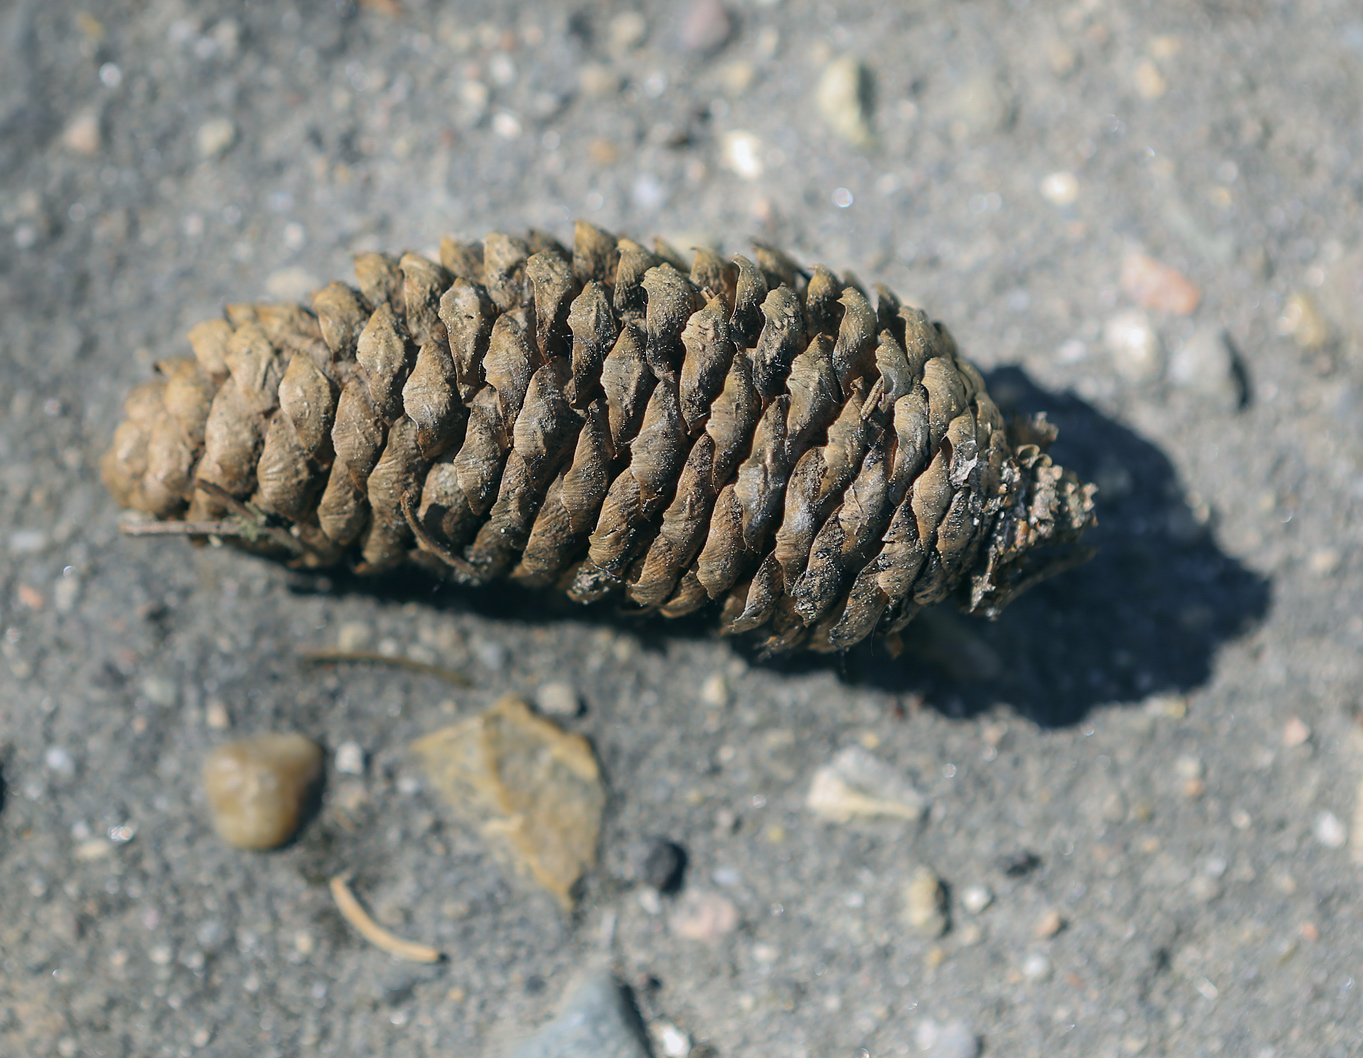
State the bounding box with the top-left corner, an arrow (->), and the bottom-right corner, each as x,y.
120,520 -> 242,537
298,648 -> 471,687
329,876 -> 442,963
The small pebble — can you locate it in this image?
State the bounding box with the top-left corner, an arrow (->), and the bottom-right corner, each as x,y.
1277,291 -> 1331,350
1120,253 -> 1201,315
202,733 -> 323,849
959,884 -> 993,915
668,890 -> 739,943
719,130 -> 764,180
814,55 -> 874,148
1282,717 -> 1311,747
1134,59 -> 1167,99
677,0 -> 732,54
205,700 -> 231,729
654,1020 -> 691,1058
509,971 -> 651,1058
949,70 -> 1014,137
1033,910 -> 1064,939
699,672 -> 729,708
998,850 -> 1041,877
1168,324 -> 1245,408
579,63 -> 620,98
903,866 -> 948,938
62,110 -> 101,156
534,681 -> 582,718
640,838 -> 688,893
1103,309 -> 1164,382
806,746 -> 925,823
196,117 -> 237,160
1190,874 -> 1221,903
1039,170 -> 1079,206
1314,811 -> 1347,850
608,11 -> 648,54
913,1019 -> 979,1058
1021,952 -> 1052,982
335,741 -> 366,775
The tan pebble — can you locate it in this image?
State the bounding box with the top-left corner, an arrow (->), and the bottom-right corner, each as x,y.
1307,549 -> 1341,576
1282,717 -> 1311,747
718,60 -> 757,95
903,866 -> 948,937
1047,39 -> 1078,78
578,63 -> 620,97
815,55 -> 875,148
1134,59 -> 1166,99
700,672 -> 729,708
204,700 -> 230,729
669,890 -> 739,942
412,697 -> 604,909
608,11 -> 648,53
196,117 -> 237,161
1278,291 -> 1331,350
588,137 -> 619,166
63,110 -> 101,156
1149,36 -> 1183,60
203,733 -> 323,849
1183,778 -> 1205,799
533,680 -> 582,717
1120,253 -> 1200,315
923,945 -> 946,970
1033,909 -> 1064,939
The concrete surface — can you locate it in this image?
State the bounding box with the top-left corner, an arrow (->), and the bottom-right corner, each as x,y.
2,1 -> 1362,1056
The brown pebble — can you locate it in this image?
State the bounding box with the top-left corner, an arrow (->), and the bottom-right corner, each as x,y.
1033,909 -> 1065,939
1120,253 -> 1201,315
203,733 -> 323,849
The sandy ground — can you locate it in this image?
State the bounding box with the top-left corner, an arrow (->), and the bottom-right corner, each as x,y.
3,1 -> 1363,1056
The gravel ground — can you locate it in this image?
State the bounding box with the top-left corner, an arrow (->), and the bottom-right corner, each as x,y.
3,2 -> 1363,1056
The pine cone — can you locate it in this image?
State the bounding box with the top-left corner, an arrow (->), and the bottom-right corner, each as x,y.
103,221 -> 1096,653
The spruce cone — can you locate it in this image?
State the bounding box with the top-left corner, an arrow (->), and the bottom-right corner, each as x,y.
103,222 -> 1096,653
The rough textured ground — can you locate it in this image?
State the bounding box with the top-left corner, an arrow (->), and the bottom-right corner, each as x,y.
3,2 -> 1363,1056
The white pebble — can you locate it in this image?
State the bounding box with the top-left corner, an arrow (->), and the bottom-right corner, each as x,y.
913,1019 -> 978,1058
1021,952 -> 1052,982
657,1021 -> 691,1058
1103,309 -> 1164,383
719,131 -> 764,180
1039,170 -> 1078,206
534,681 -> 582,717
196,117 -> 236,160
335,741 -> 366,776
1314,810 -> 1347,849
9,529 -> 47,555
959,884 -> 993,915
44,746 -> 76,779
492,112 -> 523,140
